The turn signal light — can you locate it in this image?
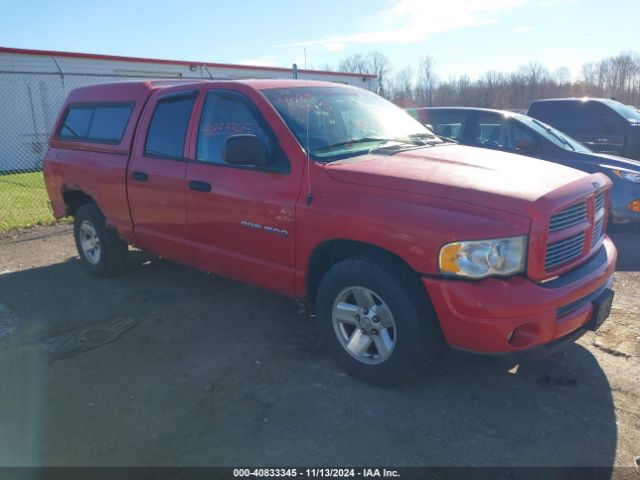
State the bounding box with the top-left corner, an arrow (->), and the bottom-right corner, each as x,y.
439,243 -> 462,274
628,200 -> 640,213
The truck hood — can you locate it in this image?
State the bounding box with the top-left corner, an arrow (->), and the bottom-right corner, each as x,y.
326,144 -> 590,216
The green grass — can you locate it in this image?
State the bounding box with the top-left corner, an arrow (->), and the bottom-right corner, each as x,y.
0,171 -> 57,232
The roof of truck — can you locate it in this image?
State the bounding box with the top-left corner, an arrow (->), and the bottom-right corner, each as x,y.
415,107 -> 522,114
66,79 -> 358,102
52,79 -> 364,155
529,97 -> 616,103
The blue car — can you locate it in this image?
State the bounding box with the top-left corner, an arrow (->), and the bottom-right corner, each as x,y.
409,107 -> 640,226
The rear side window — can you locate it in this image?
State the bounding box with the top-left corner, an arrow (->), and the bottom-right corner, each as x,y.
145,92 -> 197,159
427,111 -> 467,141
529,101 -> 577,127
58,103 -> 133,143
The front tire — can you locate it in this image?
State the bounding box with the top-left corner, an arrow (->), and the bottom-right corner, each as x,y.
315,256 -> 442,386
74,204 -> 128,277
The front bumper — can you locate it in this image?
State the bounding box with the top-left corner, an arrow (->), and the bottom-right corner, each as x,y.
422,236 -> 617,353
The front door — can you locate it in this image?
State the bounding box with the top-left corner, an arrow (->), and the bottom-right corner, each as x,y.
568,102 -> 626,155
185,89 -> 299,295
470,112 -> 540,157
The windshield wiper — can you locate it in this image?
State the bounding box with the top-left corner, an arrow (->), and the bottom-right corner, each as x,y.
407,132 -> 450,145
531,119 -> 575,151
313,137 -> 403,153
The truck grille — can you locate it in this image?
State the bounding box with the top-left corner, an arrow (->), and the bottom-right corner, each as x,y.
545,232 -> 586,270
591,219 -> 604,247
541,189 -> 609,274
548,202 -> 588,232
595,192 -> 605,212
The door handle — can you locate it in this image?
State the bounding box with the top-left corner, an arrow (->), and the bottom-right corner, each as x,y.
189,180 -> 212,192
131,171 -> 149,182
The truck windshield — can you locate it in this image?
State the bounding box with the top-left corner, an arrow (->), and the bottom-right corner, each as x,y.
515,114 -> 592,153
263,86 -> 441,160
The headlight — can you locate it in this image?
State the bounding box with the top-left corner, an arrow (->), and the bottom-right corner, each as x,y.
439,236 -> 527,279
612,169 -> 640,183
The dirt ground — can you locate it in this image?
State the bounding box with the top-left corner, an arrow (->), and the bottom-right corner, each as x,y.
0,224 -> 638,468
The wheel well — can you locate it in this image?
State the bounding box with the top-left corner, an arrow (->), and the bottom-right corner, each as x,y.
62,189 -> 95,216
307,239 -> 418,303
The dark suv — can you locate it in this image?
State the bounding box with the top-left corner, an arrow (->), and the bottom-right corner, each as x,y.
527,98 -> 640,160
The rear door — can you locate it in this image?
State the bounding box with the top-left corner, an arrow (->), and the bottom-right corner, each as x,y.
184,88 -> 299,295
578,102 -> 626,155
127,87 -> 199,265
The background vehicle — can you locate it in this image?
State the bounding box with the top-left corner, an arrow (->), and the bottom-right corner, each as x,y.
44,80 -> 616,385
410,107 -> 640,225
527,98 -> 640,160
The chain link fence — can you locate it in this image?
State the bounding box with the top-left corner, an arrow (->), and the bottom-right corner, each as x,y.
0,68 -> 210,231
1,71 -> 64,231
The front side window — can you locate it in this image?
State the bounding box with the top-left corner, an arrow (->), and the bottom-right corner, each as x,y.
58,103 -> 133,143
551,101 -> 618,130
263,86 -> 440,161
510,123 -> 537,152
473,113 -> 537,153
196,92 -> 271,165
578,102 -> 612,129
145,92 -> 196,159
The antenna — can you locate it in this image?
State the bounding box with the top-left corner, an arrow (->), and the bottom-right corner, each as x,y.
306,104 -> 313,206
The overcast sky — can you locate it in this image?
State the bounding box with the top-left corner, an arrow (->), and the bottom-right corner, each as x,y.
1,0 -> 638,79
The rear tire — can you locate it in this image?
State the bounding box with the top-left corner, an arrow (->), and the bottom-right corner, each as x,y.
74,204 -> 128,277
315,256 -> 442,386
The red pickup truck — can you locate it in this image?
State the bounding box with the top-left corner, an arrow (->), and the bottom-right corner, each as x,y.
44,79 -> 617,384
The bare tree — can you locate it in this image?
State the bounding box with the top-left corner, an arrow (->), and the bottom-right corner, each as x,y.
389,67 -> 415,106
367,51 -> 391,97
338,54 -> 369,75
456,75 -> 472,106
416,55 -> 437,107
553,67 -> 571,85
334,49 -> 640,109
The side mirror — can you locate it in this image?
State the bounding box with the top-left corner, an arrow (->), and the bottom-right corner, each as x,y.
424,123 -> 434,131
516,138 -> 537,153
222,134 -> 269,166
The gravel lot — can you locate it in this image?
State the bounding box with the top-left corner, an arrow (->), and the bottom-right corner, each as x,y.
0,224 -> 638,468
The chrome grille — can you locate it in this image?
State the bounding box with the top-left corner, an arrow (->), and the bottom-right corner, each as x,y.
548,202 -> 588,232
595,192 -> 605,212
591,219 -> 604,247
545,232 -> 585,270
